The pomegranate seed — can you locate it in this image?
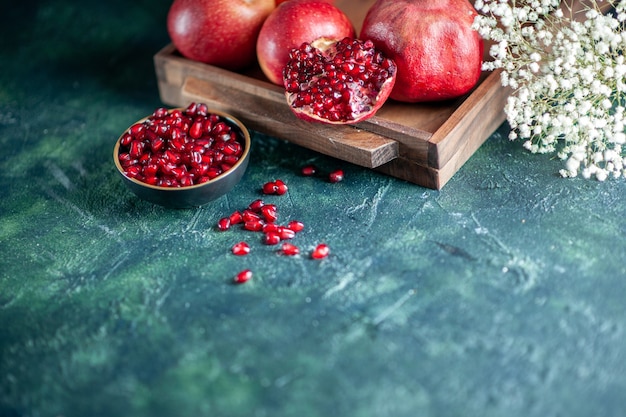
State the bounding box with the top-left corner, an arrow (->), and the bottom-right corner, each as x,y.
311,243 -> 330,259
329,169 -> 344,183
301,164 -> 317,176
274,179 -> 288,195
248,199 -> 265,212
196,103 -> 209,116
262,223 -> 280,233
120,133 -> 133,147
217,217 -> 231,231
278,227 -> 296,240
244,220 -> 264,232
188,120 -> 202,139
129,123 -> 145,137
261,204 -> 278,223
242,209 -> 261,222
223,155 -> 240,165
229,210 -> 243,225
223,142 -> 242,156
125,165 -> 141,178
231,241 -> 251,256
287,220 -> 304,233
234,269 -> 252,284
129,140 -> 145,158
206,167 -> 222,179
262,181 -> 277,194
264,232 -> 281,245
281,242 -> 300,256
153,107 -> 169,118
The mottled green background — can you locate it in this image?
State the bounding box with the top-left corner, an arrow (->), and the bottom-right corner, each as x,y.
1,1 -> 625,417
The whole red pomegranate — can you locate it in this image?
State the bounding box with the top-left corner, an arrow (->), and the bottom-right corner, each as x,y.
360,0 -> 483,102
167,0 -> 275,71
256,0 -> 355,85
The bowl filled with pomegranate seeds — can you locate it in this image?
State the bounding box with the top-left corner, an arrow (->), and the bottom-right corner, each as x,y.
114,103 -> 251,208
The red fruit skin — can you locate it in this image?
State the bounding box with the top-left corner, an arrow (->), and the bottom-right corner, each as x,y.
256,0 -> 355,85
167,0 -> 275,70
277,0 -> 334,4
360,0 -> 483,102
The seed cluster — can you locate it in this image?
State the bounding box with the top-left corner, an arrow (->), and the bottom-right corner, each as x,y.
117,103 -> 245,187
218,178 -> 332,284
284,37 -> 396,123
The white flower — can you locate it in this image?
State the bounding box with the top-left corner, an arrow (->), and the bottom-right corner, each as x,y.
474,0 -> 626,181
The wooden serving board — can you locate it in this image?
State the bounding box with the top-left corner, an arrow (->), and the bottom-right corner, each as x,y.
154,0 -> 510,189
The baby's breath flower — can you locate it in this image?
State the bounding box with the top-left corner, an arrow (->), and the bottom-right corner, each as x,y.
474,0 -> 626,180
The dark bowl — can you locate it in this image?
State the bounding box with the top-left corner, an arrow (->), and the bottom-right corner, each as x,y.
113,108 -> 251,209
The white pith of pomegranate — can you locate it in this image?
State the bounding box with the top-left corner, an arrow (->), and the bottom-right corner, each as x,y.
283,37 -> 397,124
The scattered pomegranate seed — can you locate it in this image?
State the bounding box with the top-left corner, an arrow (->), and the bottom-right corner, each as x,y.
261,204 -> 278,223
217,217 -> 231,231
243,220 -> 264,232
264,232 -> 281,245
217,185 -> 329,281
242,209 -> 261,222
278,227 -> 296,240
263,223 -> 280,233
229,210 -> 243,225
281,242 -> 300,256
248,199 -> 265,212
234,269 -> 252,284
311,243 -> 330,259
262,179 -> 288,195
287,220 -> 304,233
301,164 -> 317,176
232,241 -> 251,256
329,169 -> 344,183
262,181 -> 278,194
274,179 -> 288,195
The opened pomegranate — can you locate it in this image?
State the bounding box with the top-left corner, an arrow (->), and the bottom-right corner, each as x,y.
256,0 -> 355,85
360,0 -> 483,102
283,37 -> 396,124
167,0 -> 275,70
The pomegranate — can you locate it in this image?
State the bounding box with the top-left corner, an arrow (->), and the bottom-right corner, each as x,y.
256,0 -> 355,85
284,37 -> 396,124
360,0 -> 483,102
167,0 -> 275,70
